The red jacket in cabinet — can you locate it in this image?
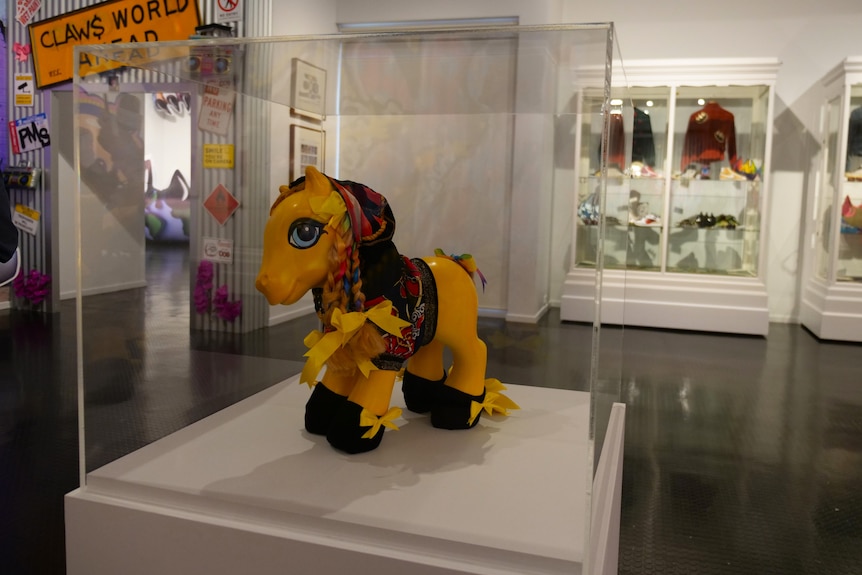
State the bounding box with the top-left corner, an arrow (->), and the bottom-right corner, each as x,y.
680,102 -> 737,171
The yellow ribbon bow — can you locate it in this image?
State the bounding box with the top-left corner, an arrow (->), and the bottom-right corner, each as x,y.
309,190 -> 348,232
310,190 -> 345,217
300,300 -> 411,386
359,406 -> 403,439
468,378 -> 521,426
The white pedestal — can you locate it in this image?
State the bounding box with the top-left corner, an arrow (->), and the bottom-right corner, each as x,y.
561,268 -> 769,336
66,377 -> 618,575
800,277 -> 862,341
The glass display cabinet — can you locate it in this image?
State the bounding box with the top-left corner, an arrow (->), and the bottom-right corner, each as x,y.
63,25 -> 628,575
801,56 -> 862,341
562,58 -> 780,336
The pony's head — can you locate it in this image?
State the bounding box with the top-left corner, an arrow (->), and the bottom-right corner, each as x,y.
255,167 -> 395,320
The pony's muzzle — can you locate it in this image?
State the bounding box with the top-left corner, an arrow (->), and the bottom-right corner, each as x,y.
255,272 -> 272,301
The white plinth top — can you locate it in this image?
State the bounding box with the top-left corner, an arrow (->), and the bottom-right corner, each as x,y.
86,377 -> 591,571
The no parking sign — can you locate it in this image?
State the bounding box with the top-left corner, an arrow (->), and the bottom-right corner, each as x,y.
216,0 -> 242,23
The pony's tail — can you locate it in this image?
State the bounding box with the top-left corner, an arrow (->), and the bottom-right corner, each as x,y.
433,249 -> 487,292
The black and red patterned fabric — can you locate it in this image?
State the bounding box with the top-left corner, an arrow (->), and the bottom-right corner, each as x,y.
365,256 -> 438,370
313,254 -> 438,371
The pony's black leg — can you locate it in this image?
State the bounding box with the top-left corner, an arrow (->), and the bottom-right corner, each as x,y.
403,339 -> 447,413
305,382 -> 348,435
402,370 -> 447,413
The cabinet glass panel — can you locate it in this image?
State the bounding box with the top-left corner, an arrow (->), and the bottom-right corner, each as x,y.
574,87 -> 604,269
630,88 -> 669,178
625,88 -> 668,270
838,86 -> 862,281
575,87 -> 633,270
817,96 -> 841,280
667,85 -> 769,276
575,87 -> 663,271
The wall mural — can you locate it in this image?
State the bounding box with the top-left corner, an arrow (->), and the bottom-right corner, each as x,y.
144,160 -> 190,242
144,91 -> 192,243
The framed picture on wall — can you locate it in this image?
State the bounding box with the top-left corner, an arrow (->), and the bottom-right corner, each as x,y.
291,58 -> 326,119
290,125 -> 325,182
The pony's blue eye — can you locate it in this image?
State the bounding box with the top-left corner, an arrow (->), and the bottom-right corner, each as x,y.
288,219 -> 326,249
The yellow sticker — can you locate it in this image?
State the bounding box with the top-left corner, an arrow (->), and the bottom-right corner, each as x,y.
203,144 -> 235,169
15,204 -> 40,220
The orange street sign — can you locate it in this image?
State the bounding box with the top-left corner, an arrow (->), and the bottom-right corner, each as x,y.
29,0 -> 201,88
203,184 -> 239,226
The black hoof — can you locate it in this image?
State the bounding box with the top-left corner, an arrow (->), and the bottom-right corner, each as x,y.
402,370 -> 447,413
430,385 -> 486,430
305,383 -> 348,435
326,401 -> 385,454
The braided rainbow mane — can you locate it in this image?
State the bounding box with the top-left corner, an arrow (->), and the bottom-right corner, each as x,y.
275,175 -> 386,374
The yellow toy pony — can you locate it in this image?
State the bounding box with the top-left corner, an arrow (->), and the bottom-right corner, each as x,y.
255,166 -> 517,454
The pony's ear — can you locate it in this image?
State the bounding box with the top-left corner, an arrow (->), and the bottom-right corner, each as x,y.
305,166 -> 333,198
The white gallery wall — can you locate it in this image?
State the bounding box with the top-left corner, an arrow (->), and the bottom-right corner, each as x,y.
264,0 -> 337,324
270,0 -> 575,322
330,0 -> 862,323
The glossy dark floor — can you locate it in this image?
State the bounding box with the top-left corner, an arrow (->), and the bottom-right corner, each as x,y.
1,243 -> 861,574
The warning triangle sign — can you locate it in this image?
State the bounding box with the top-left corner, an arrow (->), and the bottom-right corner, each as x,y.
203,184 -> 239,226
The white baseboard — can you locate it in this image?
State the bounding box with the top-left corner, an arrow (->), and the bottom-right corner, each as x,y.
267,302 -> 316,326
478,307 -> 507,320
505,303 -> 549,324
72,280 -> 148,298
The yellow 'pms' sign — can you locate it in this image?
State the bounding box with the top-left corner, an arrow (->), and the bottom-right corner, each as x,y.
29,0 -> 201,89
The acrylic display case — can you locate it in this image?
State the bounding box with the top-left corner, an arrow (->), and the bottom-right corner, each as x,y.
562,58 -> 780,336
801,57 -> 862,341
64,25 -> 627,575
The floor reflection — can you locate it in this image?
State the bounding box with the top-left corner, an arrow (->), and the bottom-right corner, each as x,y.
0,243 -> 861,574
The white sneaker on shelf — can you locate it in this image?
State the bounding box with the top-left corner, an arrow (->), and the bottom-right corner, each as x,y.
631,214 -> 662,227
719,167 -> 747,181
674,168 -> 698,180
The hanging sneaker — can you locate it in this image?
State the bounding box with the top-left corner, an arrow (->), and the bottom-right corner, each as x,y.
166,93 -> 181,115
153,92 -> 171,115
180,92 -> 192,113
